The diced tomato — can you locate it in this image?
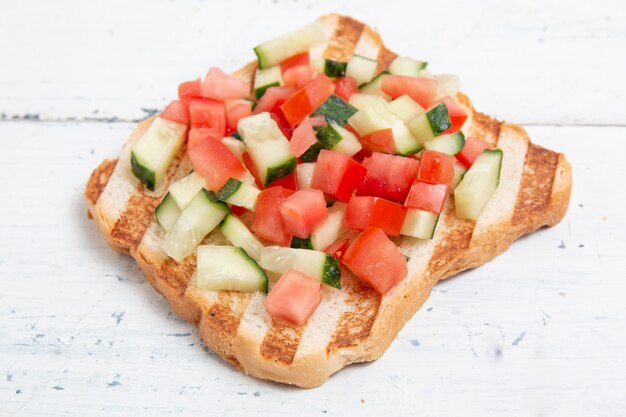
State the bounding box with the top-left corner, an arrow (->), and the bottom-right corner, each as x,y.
359,128 -> 396,154
160,100 -> 189,126
456,137 -> 490,169
283,65 -> 313,90
290,117 -> 318,157
357,152 -> 420,202
269,100 -> 294,139
381,74 -> 438,108
343,227 -> 408,294
230,205 -> 249,217
280,52 -> 310,73
333,76 -> 358,101
279,189 -> 328,238
325,238 -> 350,259
225,99 -> 253,130
178,79 -> 202,106
404,182 -> 449,214
344,196 -> 406,236
417,150 -> 455,187
436,96 -> 468,134
187,130 -> 247,191
311,150 -> 367,202
201,67 -> 250,101
189,98 -> 226,136
253,86 -> 295,114
267,171 -> 298,190
242,152 -> 263,189
280,74 -> 335,126
252,186 -> 294,246
264,269 -> 321,325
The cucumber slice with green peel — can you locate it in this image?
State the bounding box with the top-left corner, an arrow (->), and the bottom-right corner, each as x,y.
219,214 -> 264,262
324,59 -> 348,77
389,56 -> 428,76
388,94 -> 425,123
424,131 -> 466,156
161,189 -> 230,262
291,203 -> 346,250
347,97 -> 421,155
238,113 -> 296,186
358,71 -> 391,100
312,94 -> 358,126
196,245 -> 268,293
452,160 -> 468,190
454,149 -> 503,220
401,208 -> 439,240
130,117 -> 187,190
348,93 -> 379,110
259,246 -> 341,289
221,136 -> 246,164
299,142 -> 323,163
314,122 -> 362,157
407,102 -> 452,144
155,193 -> 182,233
253,66 -> 283,99
296,163 -> 316,189
436,74 -> 460,98
253,23 -> 326,69
346,55 -> 378,85
230,131 -> 242,141
168,171 -> 206,209
216,178 -> 261,211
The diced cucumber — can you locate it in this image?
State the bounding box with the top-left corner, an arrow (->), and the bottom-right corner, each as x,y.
230,131 -> 242,141
324,59 -> 347,77
314,122 -> 362,157
407,102 -> 451,144
216,178 -> 261,211
452,160 -> 468,190
130,117 -> 187,190
436,74 -> 460,98
346,55 -> 378,85
238,113 -> 296,186
348,93 -> 379,110
296,163 -> 316,190
312,95 -> 358,126
401,208 -> 439,240
454,149 -> 503,220
358,71 -> 391,100
254,23 -> 326,69
168,171 -> 206,209
389,56 -> 428,76
219,214 -> 264,262
388,94 -> 425,123
253,66 -> 283,99
299,142 -> 323,163
291,203 -> 346,250
424,131 -> 465,156
161,189 -> 230,262
155,193 -> 181,233
196,245 -> 268,293
221,136 -> 246,164
259,246 -> 341,289
347,97 -> 421,155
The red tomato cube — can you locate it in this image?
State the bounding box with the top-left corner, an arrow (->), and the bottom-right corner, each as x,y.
264,269 -> 322,325
201,67 -> 250,101
343,227 -> 408,294
357,152 -> 420,202
253,86 -> 295,115
225,99 -> 252,130
252,186 -> 295,246
279,189 -> 328,238
333,76 -> 358,101
456,137 -> 490,168
344,196 -> 376,230
381,74 -> 438,108
344,196 -> 407,236
160,100 -> 190,126
189,98 -> 226,137
267,171 -> 298,190
360,129 -> 395,154
290,116 -> 318,158
324,238 -> 350,260
280,52 -> 310,73
417,150 -> 455,187
404,182 -> 449,214
283,65 -> 313,90
178,79 -> 202,106
311,150 -> 367,202
280,74 -> 335,126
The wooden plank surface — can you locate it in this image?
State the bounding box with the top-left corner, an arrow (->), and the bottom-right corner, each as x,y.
0,121 -> 624,416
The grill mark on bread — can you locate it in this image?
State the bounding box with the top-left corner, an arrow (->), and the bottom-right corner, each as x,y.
376,47 -> 397,73
511,143 -> 559,225
324,16 -> 364,62
470,112 -> 502,146
159,257 -> 195,297
85,159 -> 117,208
260,321 -> 306,365
205,293 -> 244,341
110,190 -> 161,251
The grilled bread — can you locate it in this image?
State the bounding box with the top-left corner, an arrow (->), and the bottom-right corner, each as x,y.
85,14 -> 572,388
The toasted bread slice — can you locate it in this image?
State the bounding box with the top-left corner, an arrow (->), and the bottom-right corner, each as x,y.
85,14 -> 572,388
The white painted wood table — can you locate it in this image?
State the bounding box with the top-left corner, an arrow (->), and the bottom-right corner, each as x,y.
1,1 -> 625,415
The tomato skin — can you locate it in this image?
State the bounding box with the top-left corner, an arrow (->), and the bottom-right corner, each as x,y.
253,86 -> 295,115
280,52 -> 310,73
343,227 -> 408,294
357,152 -> 420,202
456,137 -> 490,168
283,65 -> 313,90
280,74 -> 335,126
264,269 -> 321,325
311,150 -> 368,202
178,79 -> 202,106
252,186 -> 295,246
160,100 -> 190,126
279,189 -> 328,238
189,98 -> 226,137
187,129 -> 247,191
359,129 -> 396,154
344,196 -> 376,230
333,76 -> 358,101
242,152 -> 263,189
417,150 -> 456,187
201,67 -> 250,101
269,101 -> 294,139
225,100 -> 252,130
436,96 -> 468,134
344,196 -> 406,236
404,182 -> 449,214
267,171 -> 298,190
324,238 -> 350,259
290,117 -> 318,158
381,74 -> 438,108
